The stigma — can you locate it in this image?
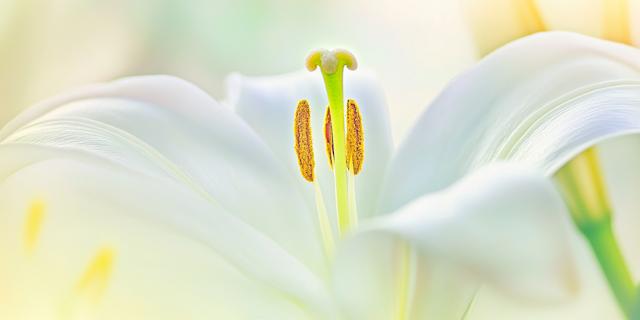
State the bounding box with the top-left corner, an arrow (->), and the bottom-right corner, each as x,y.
305,49 -> 358,75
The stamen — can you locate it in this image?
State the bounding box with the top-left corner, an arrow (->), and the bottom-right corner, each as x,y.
294,100 -> 315,182
25,198 -> 46,254
603,0 -> 631,45
324,106 -> 334,170
306,48 -> 358,239
293,99 -> 335,258
346,99 -> 364,231
346,99 -> 364,174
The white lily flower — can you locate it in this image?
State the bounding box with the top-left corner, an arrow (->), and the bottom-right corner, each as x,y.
385,31 -> 640,319
0,51 -> 575,318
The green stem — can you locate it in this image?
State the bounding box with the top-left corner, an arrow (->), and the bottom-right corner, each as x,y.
322,68 -> 350,239
583,220 -> 636,319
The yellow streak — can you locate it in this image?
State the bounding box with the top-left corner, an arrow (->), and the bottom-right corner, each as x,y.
467,0 -> 547,57
294,100 -> 315,182
58,247 -> 116,319
24,198 -> 46,254
516,0 -> 547,35
603,0 -> 631,45
75,247 -> 116,305
346,99 -> 364,175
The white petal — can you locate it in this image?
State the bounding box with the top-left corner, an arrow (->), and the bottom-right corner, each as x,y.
347,164 -> 577,304
0,152 -> 338,320
332,232 -> 478,320
378,31 -> 640,214
0,75 -> 327,278
226,69 -> 394,226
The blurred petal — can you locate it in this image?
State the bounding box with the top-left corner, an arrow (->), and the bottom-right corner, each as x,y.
0,154 -> 337,320
225,69 -> 393,227
351,164 -> 577,304
0,0 -> 139,126
462,0 -> 546,57
378,31 -> 640,214
0,75 -> 327,278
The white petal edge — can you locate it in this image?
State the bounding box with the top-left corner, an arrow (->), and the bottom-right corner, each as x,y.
378,31 -> 640,214
0,149 -> 339,320
344,163 -> 577,303
0,75 -> 328,279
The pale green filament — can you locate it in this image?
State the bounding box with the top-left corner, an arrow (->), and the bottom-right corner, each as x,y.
396,241 -> 411,320
348,165 -> 359,232
555,147 -> 636,319
306,49 -> 357,239
313,179 -> 335,259
461,287 -> 481,320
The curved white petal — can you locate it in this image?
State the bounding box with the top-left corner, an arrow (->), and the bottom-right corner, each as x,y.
226,69 -> 394,226
332,232 -> 478,320
340,164 -> 577,309
0,151 -> 338,320
0,76 -> 327,278
378,31 -> 640,214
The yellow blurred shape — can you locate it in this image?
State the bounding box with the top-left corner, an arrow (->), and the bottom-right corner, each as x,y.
24,197 -> 46,254
463,0 -> 546,57
75,247 -> 116,306
603,0 -> 631,45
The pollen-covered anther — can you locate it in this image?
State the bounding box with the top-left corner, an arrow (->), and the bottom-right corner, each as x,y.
305,48 -> 358,74
294,100 -> 315,182
346,99 -> 364,174
324,106 -> 335,170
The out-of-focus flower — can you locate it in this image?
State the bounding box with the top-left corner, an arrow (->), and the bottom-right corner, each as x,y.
0,65 -> 574,317
386,31 -> 640,319
0,0 -> 475,144
462,0 -> 637,57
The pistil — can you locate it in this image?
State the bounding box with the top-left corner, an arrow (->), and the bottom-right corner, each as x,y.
306,49 -> 358,239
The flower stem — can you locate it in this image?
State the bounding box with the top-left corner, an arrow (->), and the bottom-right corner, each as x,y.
322,68 -> 350,239
583,220 -> 636,319
555,147 -> 637,319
